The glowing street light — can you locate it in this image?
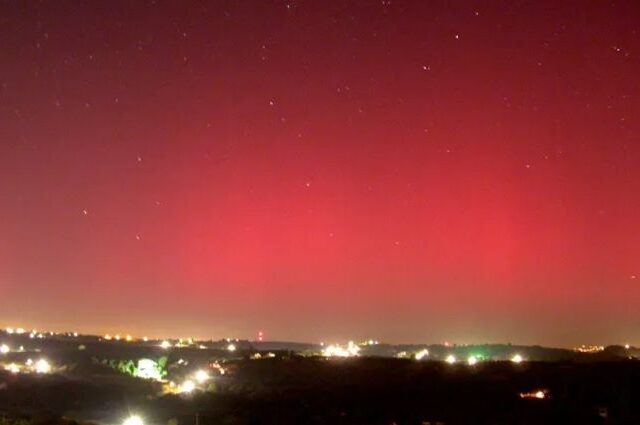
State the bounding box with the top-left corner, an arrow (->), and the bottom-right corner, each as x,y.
511,354 -> 524,363
445,354 -> 456,364
160,340 -> 172,349
179,379 -> 196,394
467,355 -> 478,366
227,343 -> 236,352
123,415 -> 144,425
194,369 -> 210,383
35,359 -> 52,374
0,344 -> 9,354
415,349 -> 429,360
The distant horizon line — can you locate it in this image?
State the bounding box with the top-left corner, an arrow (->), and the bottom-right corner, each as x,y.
1,323 -> 633,351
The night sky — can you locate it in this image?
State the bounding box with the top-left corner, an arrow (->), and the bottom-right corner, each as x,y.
1,1 -> 639,346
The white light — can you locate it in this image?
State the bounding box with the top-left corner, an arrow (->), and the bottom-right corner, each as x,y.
415,349 -> 429,360
6,328 -> 14,334
35,359 -> 51,374
0,344 -> 9,354
467,356 -> 478,366
227,343 -> 236,352
5,363 -> 19,374
511,354 -> 524,363
160,340 -> 172,349
136,359 -> 163,380
123,415 -> 144,425
179,379 -> 196,393
321,341 -> 361,358
16,328 -> 25,334
445,354 -> 456,364
535,390 -> 545,399
194,370 -> 210,383
624,344 -> 630,350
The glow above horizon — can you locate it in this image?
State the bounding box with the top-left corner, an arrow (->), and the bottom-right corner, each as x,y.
0,1 -> 639,346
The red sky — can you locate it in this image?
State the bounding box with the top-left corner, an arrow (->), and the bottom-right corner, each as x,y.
1,1 -> 639,346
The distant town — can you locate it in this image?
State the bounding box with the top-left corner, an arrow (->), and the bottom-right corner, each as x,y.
1,325 -> 638,424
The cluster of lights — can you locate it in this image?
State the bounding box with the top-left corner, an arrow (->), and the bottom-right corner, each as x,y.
4,363 -> 20,374
467,355 -> 478,366
0,343 -> 10,354
251,352 -> 276,360
29,331 -> 45,339
4,358 -> 51,374
321,341 -> 361,358
445,354 -> 457,364
226,343 -> 236,352
160,340 -> 172,349
574,344 -> 605,353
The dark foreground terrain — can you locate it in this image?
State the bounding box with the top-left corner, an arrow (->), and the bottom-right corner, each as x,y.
2,357 -> 640,425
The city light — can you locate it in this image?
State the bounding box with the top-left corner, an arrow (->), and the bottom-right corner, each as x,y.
0,344 -> 9,354
445,354 -> 456,364
122,415 -> 144,425
520,390 -> 547,400
35,359 -> 52,374
136,359 -> 164,380
511,354 -> 524,363
574,344 -> 605,353
160,340 -> 172,349
194,369 -> 210,383
179,379 -> 196,393
467,355 -> 478,366
4,363 -> 19,374
321,341 -> 361,358
415,349 -> 429,360
227,343 -> 236,352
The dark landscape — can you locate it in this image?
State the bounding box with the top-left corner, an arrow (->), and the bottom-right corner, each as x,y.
1,330 -> 640,425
